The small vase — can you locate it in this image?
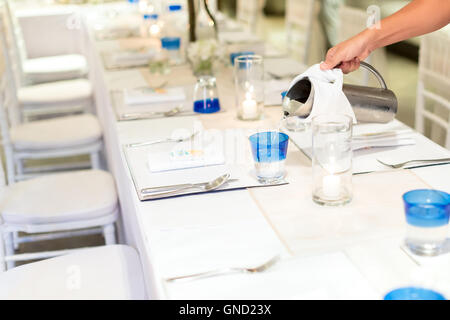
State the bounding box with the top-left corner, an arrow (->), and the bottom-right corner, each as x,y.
192,60 -> 214,77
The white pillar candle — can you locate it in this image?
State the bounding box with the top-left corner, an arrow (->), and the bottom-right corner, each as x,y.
242,92 -> 258,119
322,174 -> 341,199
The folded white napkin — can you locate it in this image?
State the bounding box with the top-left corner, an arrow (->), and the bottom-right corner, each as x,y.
111,49 -> 156,64
124,87 -> 186,106
148,132 -> 225,173
287,64 -> 357,123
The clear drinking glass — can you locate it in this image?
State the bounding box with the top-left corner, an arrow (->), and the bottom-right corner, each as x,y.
234,55 -> 264,121
193,76 -> 221,114
249,131 -> 289,184
312,114 -> 353,206
403,189 -> 450,256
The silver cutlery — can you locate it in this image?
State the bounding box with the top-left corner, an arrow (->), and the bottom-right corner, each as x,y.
353,129 -> 412,140
377,158 -> 450,169
141,174 -> 232,198
165,254 -> 280,283
120,106 -> 182,121
125,130 -> 198,148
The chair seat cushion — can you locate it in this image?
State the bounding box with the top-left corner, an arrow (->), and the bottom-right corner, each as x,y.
0,245 -> 146,300
18,79 -> 93,105
0,170 -> 117,225
24,54 -> 88,83
10,114 -> 102,150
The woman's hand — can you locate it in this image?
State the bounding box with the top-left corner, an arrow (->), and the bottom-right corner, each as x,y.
320,30 -> 373,74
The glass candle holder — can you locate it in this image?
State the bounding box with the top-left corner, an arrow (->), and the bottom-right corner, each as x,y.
161,37 -> 182,65
403,189 -> 450,256
234,55 -> 264,121
193,76 -> 221,114
384,287 -> 446,300
312,114 -> 353,206
230,51 -> 254,66
249,131 -> 289,184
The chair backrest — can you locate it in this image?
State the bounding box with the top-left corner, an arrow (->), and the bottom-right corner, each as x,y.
2,0 -> 26,85
338,5 -> 387,87
285,0 -> 316,65
236,0 -> 265,33
415,28 -> 450,149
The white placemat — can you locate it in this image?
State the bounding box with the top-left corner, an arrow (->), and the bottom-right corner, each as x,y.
283,120 -> 450,174
102,49 -> 156,70
111,87 -> 197,121
124,129 -> 289,201
165,251 -> 379,300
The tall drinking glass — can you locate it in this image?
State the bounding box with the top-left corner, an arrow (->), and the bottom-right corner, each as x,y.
234,55 -> 264,121
403,189 -> 450,256
312,114 -> 353,206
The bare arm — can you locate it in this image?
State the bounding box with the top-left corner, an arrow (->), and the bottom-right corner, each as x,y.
320,0 -> 450,73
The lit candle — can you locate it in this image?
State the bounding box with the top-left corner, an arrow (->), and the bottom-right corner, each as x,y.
242,91 -> 258,119
149,23 -> 161,36
322,158 -> 341,199
322,174 -> 341,199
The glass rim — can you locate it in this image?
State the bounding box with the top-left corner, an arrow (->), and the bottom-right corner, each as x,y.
248,131 -> 289,143
311,114 -> 353,125
234,54 -> 264,64
384,287 -> 446,300
403,189 -> 450,206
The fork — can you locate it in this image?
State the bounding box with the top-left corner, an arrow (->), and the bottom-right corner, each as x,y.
120,106 -> 182,121
377,158 -> 450,169
165,255 -> 280,283
125,131 -> 199,148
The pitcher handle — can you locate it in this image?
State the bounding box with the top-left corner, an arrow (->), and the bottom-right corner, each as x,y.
359,61 -> 387,89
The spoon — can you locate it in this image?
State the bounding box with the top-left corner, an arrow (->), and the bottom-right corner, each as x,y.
141,173 -> 232,199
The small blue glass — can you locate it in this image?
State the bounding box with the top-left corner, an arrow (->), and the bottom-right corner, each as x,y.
230,51 -> 255,66
384,287 -> 446,300
168,4 -> 182,11
249,132 -> 289,183
403,189 -> 450,256
161,37 -> 181,51
193,76 -> 221,114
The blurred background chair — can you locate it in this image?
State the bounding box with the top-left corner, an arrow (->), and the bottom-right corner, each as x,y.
0,7 -> 93,122
415,29 -> 450,149
0,16 -> 102,183
3,0 -> 88,86
338,5 -> 387,86
0,245 -> 145,299
285,0 -> 316,66
236,0 -> 266,34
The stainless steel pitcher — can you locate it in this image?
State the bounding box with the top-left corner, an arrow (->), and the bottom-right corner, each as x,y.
282,61 -> 398,123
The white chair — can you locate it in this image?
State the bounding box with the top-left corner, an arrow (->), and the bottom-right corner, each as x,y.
236,0 -> 266,34
285,0 -> 315,66
0,11 -> 93,121
415,29 -> 450,149
338,5 -> 388,86
0,245 -> 146,299
0,168 -> 119,271
3,0 -> 88,85
0,27 -> 102,182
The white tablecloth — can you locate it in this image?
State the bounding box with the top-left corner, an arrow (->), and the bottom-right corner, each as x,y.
13,2 -> 450,300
